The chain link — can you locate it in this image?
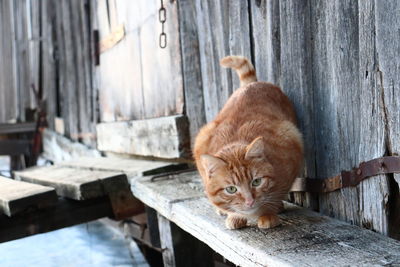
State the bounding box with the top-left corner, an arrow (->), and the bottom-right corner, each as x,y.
159,0 -> 167,48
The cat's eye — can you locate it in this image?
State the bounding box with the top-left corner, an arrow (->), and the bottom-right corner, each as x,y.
251,178 -> 262,187
225,186 -> 237,194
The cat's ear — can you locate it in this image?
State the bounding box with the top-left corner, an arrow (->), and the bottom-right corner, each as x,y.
245,137 -> 264,160
200,154 -> 226,177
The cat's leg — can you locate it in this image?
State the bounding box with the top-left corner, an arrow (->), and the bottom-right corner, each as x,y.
225,215 -> 247,229
215,208 -> 226,216
257,214 -> 280,229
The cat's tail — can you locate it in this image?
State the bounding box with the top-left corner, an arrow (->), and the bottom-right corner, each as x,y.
220,55 -> 257,87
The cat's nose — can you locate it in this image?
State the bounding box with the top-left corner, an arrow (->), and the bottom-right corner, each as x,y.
245,198 -> 255,208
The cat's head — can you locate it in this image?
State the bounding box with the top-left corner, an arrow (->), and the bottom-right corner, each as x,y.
200,137 -> 284,216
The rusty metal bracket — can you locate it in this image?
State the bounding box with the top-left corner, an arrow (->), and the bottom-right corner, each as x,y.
290,156 -> 400,193
150,168 -> 196,182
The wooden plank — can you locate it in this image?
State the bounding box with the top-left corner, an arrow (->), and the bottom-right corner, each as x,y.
28,0 -> 41,107
177,0 -> 206,144
374,0 -> 400,239
58,0 -> 79,141
0,140 -> 31,156
0,176 -> 57,217
14,166 -> 128,200
356,0 -> 391,236
0,0 -> 19,123
158,213 -> 177,267
131,172 -> 204,215
249,0 -> 281,84
42,129 -> 101,163
40,0 -> 57,131
96,115 -> 190,159
195,0 -> 252,122
132,171 -> 400,267
0,196 -> 113,243
279,0 -> 317,210
0,122 -> 36,134
157,213 -> 214,267
59,157 -> 187,177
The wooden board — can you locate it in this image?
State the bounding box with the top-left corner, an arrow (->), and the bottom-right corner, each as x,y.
59,157 -> 187,177
0,196 -> 113,243
0,122 -> 36,134
0,140 -> 31,156
0,0 -> 18,123
195,0 -> 252,122
131,172 -> 204,215
279,0 -> 317,210
14,166 -> 128,200
96,115 -> 190,159
42,129 -> 101,163
374,0 -> 400,239
131,171 -> 400,267
0,176 -> 57,217
249,0 -> 281,84
177,0 -> 206,144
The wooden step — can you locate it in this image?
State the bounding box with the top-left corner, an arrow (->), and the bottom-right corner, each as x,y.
0,176 -> 57,216
59,157 -> 187,177
14,166 -> 128,200
130,171 -> 400,267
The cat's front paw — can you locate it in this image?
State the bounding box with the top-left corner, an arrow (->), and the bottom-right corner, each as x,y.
225,215 -> 247,229
215,208 -> 226,216
257,214 -> 280,229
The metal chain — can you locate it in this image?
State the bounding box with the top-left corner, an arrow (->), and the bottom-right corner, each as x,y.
159,0 -> 167,48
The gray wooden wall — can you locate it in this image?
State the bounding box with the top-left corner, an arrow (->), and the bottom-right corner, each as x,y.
0,0 -> 97,146
179,0 -> 400,239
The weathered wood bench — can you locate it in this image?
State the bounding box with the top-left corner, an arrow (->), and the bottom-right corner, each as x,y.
0,157 -> 183,243
2,157 -> 400,266
44,157 -> 400,267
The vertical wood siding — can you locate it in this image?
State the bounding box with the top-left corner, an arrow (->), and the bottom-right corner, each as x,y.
181,0 -> 400,238
0,0 -> 97,146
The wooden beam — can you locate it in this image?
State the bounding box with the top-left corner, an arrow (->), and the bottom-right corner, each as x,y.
0,122 -> 36,134
0,197 -> 113,243
131,171 -> 400,267
42,128 -> 101,164
59,157 -> 188,177
96,115 -> 190,159
177,0 -> 206,144
0,140 -> 31,156
14,166 -> 128,200
0,176 -> 57,217
157,213 -> 214,267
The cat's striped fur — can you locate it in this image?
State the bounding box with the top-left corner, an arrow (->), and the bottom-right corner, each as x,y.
194,55 -> 303,230
220,56 -> 257,87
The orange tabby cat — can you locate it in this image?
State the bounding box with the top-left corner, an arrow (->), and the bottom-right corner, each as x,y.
194,55 -> 303,229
